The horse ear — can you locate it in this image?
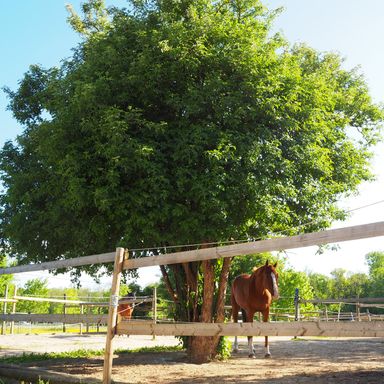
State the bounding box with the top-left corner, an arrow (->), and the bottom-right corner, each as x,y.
265,260 -> 269,266
274,261 -> 278,268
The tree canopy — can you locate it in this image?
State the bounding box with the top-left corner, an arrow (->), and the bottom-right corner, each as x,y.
365,251 -> 384,297
0,255 -> 13,295
1,0 -> 382,269
17,278 -> 50,314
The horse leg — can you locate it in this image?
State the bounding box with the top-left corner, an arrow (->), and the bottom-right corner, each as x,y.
247,335 -> 255,358
245,310 -> 255,358
262,309 -> 271,358
231,295 -> 240,353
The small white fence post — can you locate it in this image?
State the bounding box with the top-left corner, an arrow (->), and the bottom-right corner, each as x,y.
152,286 -> 157,340
1,285 -> 9,335
10,285 -> 17,335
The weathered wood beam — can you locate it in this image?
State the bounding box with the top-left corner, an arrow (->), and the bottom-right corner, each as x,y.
0,313 -> 108,324
301,297 -> 384,304
116,321 -> 384,338
1,221 -> 383,275
12,295 -> 109,305
123,221 -> 384,270
0,251 -> 115,275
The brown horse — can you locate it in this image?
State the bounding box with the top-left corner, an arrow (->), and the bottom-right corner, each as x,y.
118,293 -> 135,320
231,260 -> 279,358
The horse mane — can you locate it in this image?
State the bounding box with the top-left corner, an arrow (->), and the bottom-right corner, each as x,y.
249,265 -> 266,298
252,264 -> 266,276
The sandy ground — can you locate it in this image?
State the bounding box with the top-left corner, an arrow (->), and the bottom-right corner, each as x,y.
0,333 -> 179,357
0,334 -> 383,383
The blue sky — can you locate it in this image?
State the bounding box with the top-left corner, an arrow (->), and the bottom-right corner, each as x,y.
1,1 -> 383,288
265,0 -> 384,278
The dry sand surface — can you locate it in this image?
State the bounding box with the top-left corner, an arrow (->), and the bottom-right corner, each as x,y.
0,334 -> 383,383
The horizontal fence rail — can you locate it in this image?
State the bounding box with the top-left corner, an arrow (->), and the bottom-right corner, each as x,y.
301,297 -> 384,304
118,298 -> 153,305
123,221 -> 384,269
359,304 -> 384,308
0,252 -> 116,275
12,295 -> 109,306
1,221 -> 384,275
0,313 -> 108,324
117,321 -> 384,338
0,298 -> 17,303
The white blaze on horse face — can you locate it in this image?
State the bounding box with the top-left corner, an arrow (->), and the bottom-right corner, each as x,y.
271,272 -> 279,299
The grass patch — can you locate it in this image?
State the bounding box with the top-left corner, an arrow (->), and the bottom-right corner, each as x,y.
0,345 -> 183,364
291,336 -> 332,341
116,345 -> 183,354
291,337 -> 309,341
0,349 -> 104,364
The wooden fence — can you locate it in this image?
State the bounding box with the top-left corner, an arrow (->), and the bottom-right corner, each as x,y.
0,313 -> 108,324
0,293 -> 155,335
0,221 -> 384,384
1,221 -> 383,276
116,320 -> 384,337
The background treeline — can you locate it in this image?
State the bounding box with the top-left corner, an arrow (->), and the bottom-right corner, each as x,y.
1,251 -> 383,317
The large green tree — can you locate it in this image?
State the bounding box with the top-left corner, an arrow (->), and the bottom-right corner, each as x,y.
366,251 -> 384,297
0,255 -> 13,297
17,278 -> 50,314
277,268 -> 314,310
1,0 -> 382,361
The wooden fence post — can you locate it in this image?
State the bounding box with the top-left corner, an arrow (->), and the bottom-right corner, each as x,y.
86,295 -> 90,333
97,307 -> 101,333
293,288 -> 300,339
80,305 -> 84,334
152,286 -> 157,340
1,285 -> 9,335
10,286 -> 17,335
294,288 -> 300,321
103,247 -> 125,384
63,293 -> 67,333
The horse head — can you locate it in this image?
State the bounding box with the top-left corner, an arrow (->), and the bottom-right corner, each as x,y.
253,260 -> 279,300
118,293 -> 136,320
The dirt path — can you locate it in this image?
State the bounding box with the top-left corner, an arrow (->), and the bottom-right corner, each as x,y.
1,334 -> 383,383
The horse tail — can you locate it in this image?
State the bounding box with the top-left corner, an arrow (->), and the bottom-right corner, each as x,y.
230,290 -> 239,323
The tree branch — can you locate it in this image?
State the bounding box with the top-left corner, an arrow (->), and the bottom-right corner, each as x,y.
160,265 -> 177,303
215,257 -> 232,323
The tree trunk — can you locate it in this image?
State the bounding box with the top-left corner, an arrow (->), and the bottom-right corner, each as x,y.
160,265 -> 177,303
160,250 -> 233,363
212,257 -> 232,348
188,260 -> 216,363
